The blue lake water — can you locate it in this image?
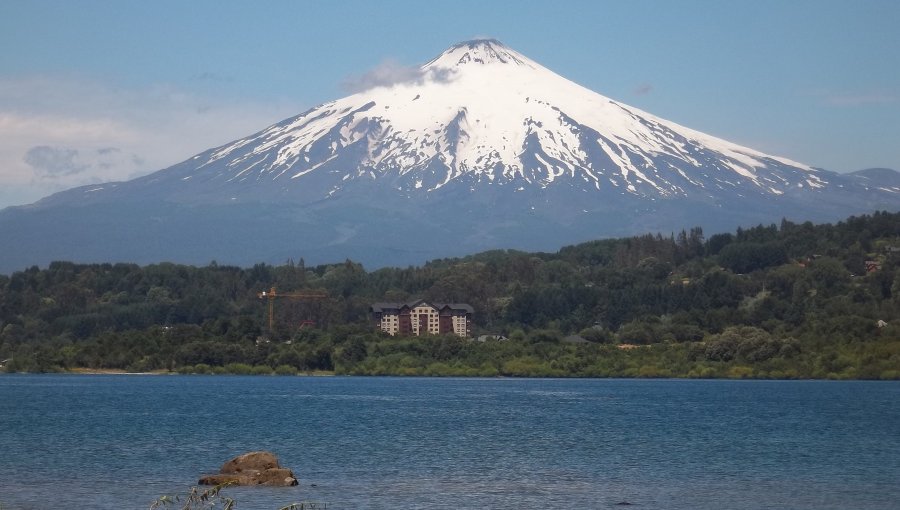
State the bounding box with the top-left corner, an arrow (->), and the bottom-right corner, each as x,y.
0,375 -> 898,509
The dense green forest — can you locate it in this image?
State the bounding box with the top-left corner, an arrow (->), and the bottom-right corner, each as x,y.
2,211 -> 900,379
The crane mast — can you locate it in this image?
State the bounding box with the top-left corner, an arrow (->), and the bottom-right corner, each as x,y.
258,287 -> 327,334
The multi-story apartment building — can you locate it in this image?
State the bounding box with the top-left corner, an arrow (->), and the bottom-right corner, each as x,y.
370,300 -> 474,338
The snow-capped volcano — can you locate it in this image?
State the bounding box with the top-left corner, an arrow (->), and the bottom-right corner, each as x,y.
142,38 -> 824,203
1,39 -> 898,272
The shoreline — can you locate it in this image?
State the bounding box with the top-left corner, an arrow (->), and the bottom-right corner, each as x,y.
64,368 -> 337,376
2,369 -> 897,381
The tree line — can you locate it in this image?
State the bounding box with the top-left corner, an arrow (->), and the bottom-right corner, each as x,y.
1,210 -> 899,379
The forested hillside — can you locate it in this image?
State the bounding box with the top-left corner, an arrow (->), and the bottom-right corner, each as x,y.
2,211 -> 899,379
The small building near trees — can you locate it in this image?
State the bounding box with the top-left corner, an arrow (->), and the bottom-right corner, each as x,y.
371,300 -> 473,338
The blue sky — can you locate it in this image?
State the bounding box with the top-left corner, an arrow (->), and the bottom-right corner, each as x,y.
1,0 -> 898,208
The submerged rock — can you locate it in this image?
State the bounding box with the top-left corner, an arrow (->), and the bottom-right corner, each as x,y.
199,451 -> 299,487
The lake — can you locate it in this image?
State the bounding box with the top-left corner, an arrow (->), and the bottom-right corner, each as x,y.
0,375 -> 898,509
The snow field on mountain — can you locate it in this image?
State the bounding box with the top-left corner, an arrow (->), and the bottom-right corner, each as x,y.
183,40 -> 842,205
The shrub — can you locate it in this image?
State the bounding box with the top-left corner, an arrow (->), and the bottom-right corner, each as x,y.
250,365 -> 272,375
274,364 -> 298,376
222,363 -> 253,375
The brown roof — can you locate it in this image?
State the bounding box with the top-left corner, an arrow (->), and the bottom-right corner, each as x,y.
371,300 -> 473,314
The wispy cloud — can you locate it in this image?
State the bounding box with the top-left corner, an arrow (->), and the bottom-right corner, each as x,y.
24,146 -> 89,178
23,145 -> 147,184
822,90 -> 897,107
342,59 -> 456,93
633,83 -> 653,96
193,71 -> 234,83
0,76 -> 301,207
0,109 -> 142,199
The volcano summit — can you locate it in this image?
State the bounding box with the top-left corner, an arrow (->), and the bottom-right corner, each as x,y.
1,39 -> 897,271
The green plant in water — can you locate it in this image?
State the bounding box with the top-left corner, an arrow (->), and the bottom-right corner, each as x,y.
150,483 -> 325,510
150,483 -> 236,510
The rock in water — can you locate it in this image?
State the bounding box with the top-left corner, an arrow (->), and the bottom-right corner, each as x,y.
220,451 -> 278,474
199,451 -> 299,486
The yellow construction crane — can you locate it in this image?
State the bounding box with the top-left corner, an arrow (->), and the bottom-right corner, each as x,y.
258,287 -> 328,333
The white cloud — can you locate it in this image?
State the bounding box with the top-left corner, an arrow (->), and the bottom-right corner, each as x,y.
0,76 -> 302,208
341,59 -> 456,93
